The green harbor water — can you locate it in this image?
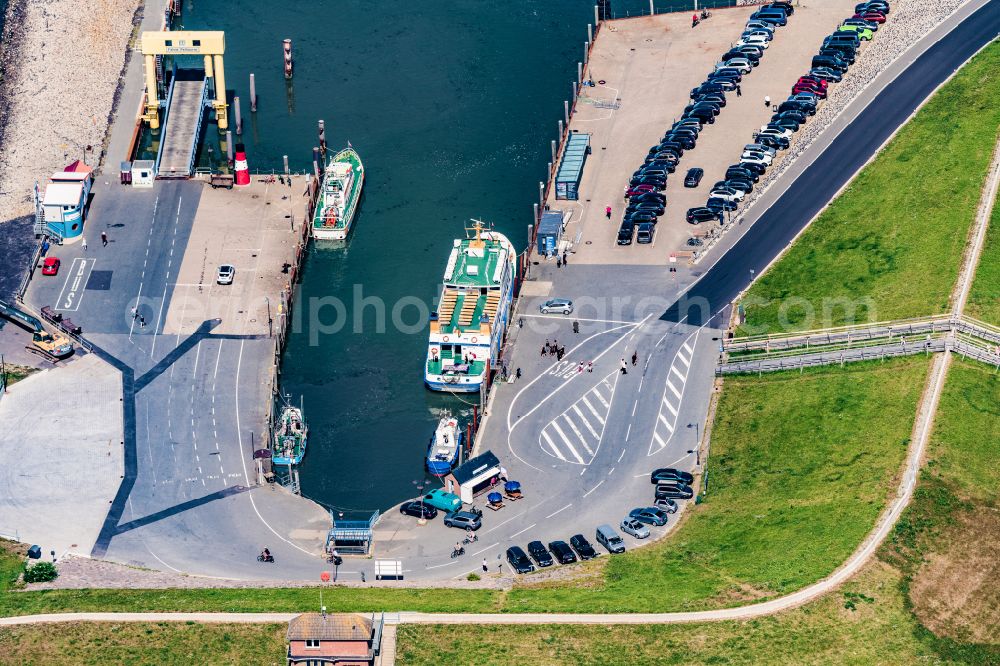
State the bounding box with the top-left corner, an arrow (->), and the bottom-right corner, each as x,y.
181,0 -> 716,513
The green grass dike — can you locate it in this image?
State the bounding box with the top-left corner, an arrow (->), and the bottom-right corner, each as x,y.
966,195 -> 1000,326
738,41 -> 1000,335
0,357 -> 927,620
395,360 -> 1000,666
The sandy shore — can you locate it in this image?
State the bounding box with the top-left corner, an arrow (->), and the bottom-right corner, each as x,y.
0,0 -> 141,226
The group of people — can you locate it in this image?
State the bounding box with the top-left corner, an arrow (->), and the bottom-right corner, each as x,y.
542,339 -> 566,360
555,251 -> 569,268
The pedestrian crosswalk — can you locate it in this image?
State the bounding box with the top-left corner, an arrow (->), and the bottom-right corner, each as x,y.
539,371 -> 618,465
648,330 -> 700,456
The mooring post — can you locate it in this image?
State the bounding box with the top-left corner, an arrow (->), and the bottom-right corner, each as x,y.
533,203 -> 539,224
588,23 -> 593,43
649,0 -> 654,15
577,62 -> 583,87
226,130 -> 234,164
551,139 -> 557,163
564,100 -> 570,124
313,159 -> 320,182
249,73 -> 257,112
234,95 -> 243,135
283,39 -> 294,79
594,4 -> 600,24
283,155 -> 289,175
538,181 -> 545,207
584,41 -> 589,64
318,120 -> 327,157
558,119 -> 564,139
547,161 -> 553,179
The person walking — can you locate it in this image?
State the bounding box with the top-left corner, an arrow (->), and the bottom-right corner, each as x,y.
763,95 -> 771,109
562,251 -> 568,266
556,255 -> 562,268
631,351 -> 638,366
620,359 -> 628,375
482,558 -> 489,573
139,315 -> 146,328
736,84 -> 742,97
587,361 -> 593,373
81,236 -> 87,250
577,361 -> 584,374
100,231 -> 108,247
692,13 -> 698,27
605,205 -> 612,219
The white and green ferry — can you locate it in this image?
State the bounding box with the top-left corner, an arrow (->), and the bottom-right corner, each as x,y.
425,221 -> 516,393
312,147 -> 364,240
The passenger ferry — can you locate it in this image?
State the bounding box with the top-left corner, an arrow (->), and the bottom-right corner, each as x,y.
425,220 -> 516,393
312,146 -> 364,240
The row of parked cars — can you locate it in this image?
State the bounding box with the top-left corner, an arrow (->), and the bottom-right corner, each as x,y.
617,2 -> 797,245
686,0 -> 889,225
505,467 -> 696,573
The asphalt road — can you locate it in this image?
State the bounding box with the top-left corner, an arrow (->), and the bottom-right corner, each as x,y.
664,0 -> 1000,326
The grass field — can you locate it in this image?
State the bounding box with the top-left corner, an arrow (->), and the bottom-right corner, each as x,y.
966,196 -> 1000,326
395,361 -> 1000,665
738,41 -> 1000,335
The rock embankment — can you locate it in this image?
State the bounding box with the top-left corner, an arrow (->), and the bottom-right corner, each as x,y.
0,0 -> 141,225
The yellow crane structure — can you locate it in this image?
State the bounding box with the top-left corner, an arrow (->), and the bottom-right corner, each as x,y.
139,30 -> 229,130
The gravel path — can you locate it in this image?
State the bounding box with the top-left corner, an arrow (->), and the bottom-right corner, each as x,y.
0,0 -> 141,226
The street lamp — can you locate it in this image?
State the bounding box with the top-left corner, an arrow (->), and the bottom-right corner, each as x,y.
413,479 -> 429,525
687,422 -> 700,466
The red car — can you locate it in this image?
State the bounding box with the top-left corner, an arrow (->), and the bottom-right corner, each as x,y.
797,76 -> 828,90
793,84 -> 827,99
853,11 -> 885,23
627,185 -> 656,196
41,257 -> 61,276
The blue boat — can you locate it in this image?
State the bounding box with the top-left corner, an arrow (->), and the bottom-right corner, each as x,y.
426,416 -> 463,476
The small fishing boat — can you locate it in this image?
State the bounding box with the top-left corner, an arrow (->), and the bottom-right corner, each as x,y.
312,146 -> 364,241
425,415 -> 463,476
273,405 -> 307,465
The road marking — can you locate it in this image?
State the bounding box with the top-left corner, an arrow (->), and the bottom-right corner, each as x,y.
545,503 -> 572,519
581,396 -> 604,424
618,448 -> 626,463
676,351 -> 690,367
571,405 -> 599,438
648,328 -> 701,456
562,415 -> 594,456
666,379 -> 682,400
591,388 -> 610,409
55,257 -> 96,312
484,513 -> 523,534
509,523 -> 537,539
149,283 -> 168,359
520,314 -> 642,325
540,431 -> 566,461
663,396 -> 678,417
670,365 -> 685,382
583,480 -> 604,497
682,341 -> 693,355
470,542 -> 500,557
625,423 -> 632,442
549,421 -> 586,464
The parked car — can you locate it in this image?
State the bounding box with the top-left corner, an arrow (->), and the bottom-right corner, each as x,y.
629,175 -> 666,189
617,220 -> 635,245
767,1 -> 794,14
706,197 -> 738,213
727,165 -> 758,182
717,59 -> 751,73
539,298 -> 574,315
684,168 -> 704,188
654,497 -> 679,514
709,186 -> 745,202
651,467 -> 695,485
750,10 -> 787,26
756,134 -> 789,151
735,35 -> 769,49
778,100 -> 816,116
626,211 -> 658,226
759,124 -> 794,139
570,534 -> 599,560
620,518 -> 651,539
527,540 -> 554,567
629,507 -> 669,527
216,264 -> 235,285
547,540 -> 578,564
737,161 -> 767,176
443,508 -> 482,530
596,524 -> 626,553
399,500 -> 437,519
811,55 -> 848,73
41,257 -> 61,276
636,223 -> 656,245
842,17 -> 879,31
506,546 -> 535,574
687,207 -> 722,225
809,66 -> 842,83
838,24 -> 873,40
655,482 -> 695,500
421,489 -> 462,512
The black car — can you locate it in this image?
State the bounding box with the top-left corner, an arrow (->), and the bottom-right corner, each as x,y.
651,467 -> 695,485
737,160 -> 767,175
709,68 -> 742,82
697,93 -> 728,107
756,134 -> 789,150
617,220 -> 635,245
826,32 -> 860,47
547,540 -> 578,564
625,203 -> 664,217
769,116 -> 801,132
819,46 -> 855,65
725,177 -> 753,194
855,0 -> 888,13
703,77 -> 737,91
629,175 -> 666,189
686,207 -> 721,225
772,110 -> 807,125
809,66 -> 843,83
506,546 -> 535,574
631,192 -> 666,204
684,168 -> 704,188
690,83 -> 724,98
726,166 -> 758,183
768,1 -> 794,13
570,534 -> 599,560
656,140 -> 686,155
655,482 -> 695,500
634,168 -> 669,181
811,55 -> 848,73
777,101 -> 815,116
625,211 -> 657,225
685,108 -> 716,125
663,134 -> 695,150
398,500 -> 437,519
642,159 -> 678,173
706,196 -> 738,212
527,540 -> 554,567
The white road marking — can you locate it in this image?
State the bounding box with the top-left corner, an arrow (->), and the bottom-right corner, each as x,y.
540,431 -> 567,461
571,405 -> 599,438
509,523 -> 537,539
562,415 -> 594,456
648,328 -> 701,456
666,379 -> 682,400
581,396 -> 604,424
583,480 -> 604,497
148,283 -> 168,359
484,513 -> 523,534
545,504 -> 572,519
550,421 -> 586,464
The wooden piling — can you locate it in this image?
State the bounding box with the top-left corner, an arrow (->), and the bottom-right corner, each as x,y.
226,130 -> 234,164
551,139 -> 557,163
250,73 -> 257,112
577,62 -> 583,87
584,41 -> 589,64
588,23 -> 593,43
594,5 -> 599,25
283,39 -> 294,79
564,100 -> 570,125
283,155 -> 289,174
234,96 -> 243,135
558,119 -> 564,138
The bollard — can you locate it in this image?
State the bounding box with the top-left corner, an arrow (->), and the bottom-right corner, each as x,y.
564,100 -> 570,125
572,81 -> 577,103
528,224 -> 534,244
588,23 -> 593,43
318,120 -> 327,157
226,130 -> 234,164
313,159 -> 320,182
551,139 -> 557,163
547,161 -> 552,178
649,0 -> 654,15
577,62 -> 583,87
594,4 -> 600,24
312,146 -> 321,169
584,41 -> 589,64
533,203 -> 539,224
558,119 -> 564,139
234,95 -> 243,135
250,73 -> 257,112
538,181 -> 545,206
283,39 -> 294,79
283,155 -> 289,174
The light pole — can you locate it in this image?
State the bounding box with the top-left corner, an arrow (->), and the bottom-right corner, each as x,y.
687,422 -> 700,466
413,479 -> 428,525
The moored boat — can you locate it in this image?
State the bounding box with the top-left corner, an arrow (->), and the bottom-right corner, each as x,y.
312,146 -> 364,240
273,405 -> 307,465
425,220 -> 516,393
425,415 -> 463,476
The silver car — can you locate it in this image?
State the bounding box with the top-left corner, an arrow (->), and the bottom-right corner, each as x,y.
539,298 -> 574,315
216,264 -> 235,285
620,517 -> 650,539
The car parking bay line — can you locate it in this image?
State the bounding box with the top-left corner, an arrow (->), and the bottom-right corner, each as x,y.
540,430 -> 567,461
484,513 -> 524,534
572,405 -> 600,438
509,523 -> 537,539
545,503 -> 572,520
470,541 -> 500,557
550,421 -> 586,464
561,414 -> 594,456
581,396 -> 604,424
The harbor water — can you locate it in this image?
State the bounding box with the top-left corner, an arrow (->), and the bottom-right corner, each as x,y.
181,0 -> 726,513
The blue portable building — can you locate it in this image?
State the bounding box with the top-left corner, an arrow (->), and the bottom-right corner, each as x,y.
536,211 -> 563,256
555,132 -> 591,200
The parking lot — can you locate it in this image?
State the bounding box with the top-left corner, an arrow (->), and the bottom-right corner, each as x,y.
550,1 -> 858,265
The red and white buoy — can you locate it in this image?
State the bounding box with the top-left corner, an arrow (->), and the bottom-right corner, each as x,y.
234,143 -> 250,187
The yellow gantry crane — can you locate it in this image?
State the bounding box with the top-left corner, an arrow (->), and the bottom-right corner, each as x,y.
139,30 -> 229,130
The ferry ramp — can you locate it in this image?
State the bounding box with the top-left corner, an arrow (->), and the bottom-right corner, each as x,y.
156,68 -> 208,178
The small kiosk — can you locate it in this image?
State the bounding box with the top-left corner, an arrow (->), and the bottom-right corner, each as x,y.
443,450 -> 502,504
131,160 -> 156,187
